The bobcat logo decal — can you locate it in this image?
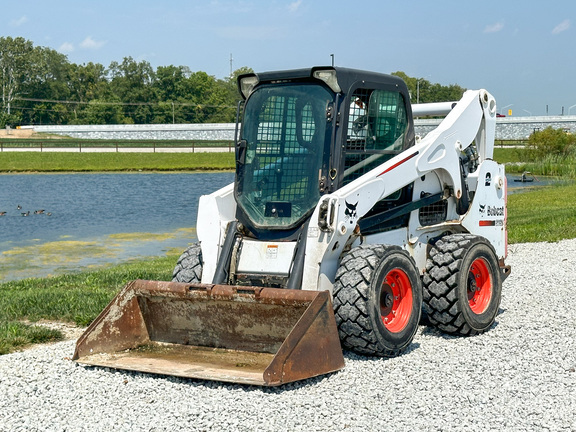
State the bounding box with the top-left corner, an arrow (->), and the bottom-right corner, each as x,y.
344,200 -> 358,224
479,204 -> 486,215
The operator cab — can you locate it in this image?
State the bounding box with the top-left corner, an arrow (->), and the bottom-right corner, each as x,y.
235,67 -> 415,240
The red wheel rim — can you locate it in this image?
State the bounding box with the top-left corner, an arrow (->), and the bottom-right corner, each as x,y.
467,257 -> 492,314
380,268 -> 413,333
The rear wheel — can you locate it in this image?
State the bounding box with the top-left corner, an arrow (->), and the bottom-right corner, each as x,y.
172,243 -> 203,283
333,245 -> 422,357
422,234 -> 502,335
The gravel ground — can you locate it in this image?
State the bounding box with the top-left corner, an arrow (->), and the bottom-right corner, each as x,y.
1,240 -> 575,432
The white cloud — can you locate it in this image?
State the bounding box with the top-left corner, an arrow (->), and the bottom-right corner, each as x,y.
484,22 -> 504,33
80,36 -> 106,50
288,0 -> 303,13
552,19 -> 571,35
10,15 -> 28,27
59,42 -> 75,53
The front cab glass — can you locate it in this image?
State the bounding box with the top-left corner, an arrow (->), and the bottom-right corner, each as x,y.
236,83 -> 334,230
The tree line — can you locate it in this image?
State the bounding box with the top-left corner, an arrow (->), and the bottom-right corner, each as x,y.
1,36 -> 465,128
391,71 -> 466,106
0,36 -> 251,127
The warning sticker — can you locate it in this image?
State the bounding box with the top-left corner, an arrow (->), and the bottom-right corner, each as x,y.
266,245 -> 278,259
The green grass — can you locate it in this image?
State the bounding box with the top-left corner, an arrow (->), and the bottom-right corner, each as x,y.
0,322 -> 63,355
505,156 -> 576,178
0,152 -> 235,172
494,147 -> 576,178
0,138 -> 233,148
493,147 -> 522,165
507,183 -> 576,243
0,254 -> 176,353
493,140 -> 576,242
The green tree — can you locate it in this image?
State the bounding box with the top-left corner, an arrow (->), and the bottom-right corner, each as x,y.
230,66 -> 254,81
184,71 -> 225,123
219,66 -> 253,115
154,65 -> 191,100
78,98 -> 128,125
0,110 -> 20,128
67,62 -> 111,123
25,45 -> 72,124
0,36 -> 35,122
152,65 -> 192,123
195,66 -> 252,123
526,127 -> 576,160
68,62 -> 109,101
108,57 -> 157,123
391,71 -> 465,104
0,37 -> 78,125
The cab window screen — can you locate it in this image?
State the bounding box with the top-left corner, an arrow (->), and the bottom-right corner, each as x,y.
344,89 -> 408,185
237,83 -> 332,228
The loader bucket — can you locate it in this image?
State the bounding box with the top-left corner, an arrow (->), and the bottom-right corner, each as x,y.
73,280 -> 345,386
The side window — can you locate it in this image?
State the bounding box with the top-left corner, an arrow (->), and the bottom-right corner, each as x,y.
366,90 -> 407,151
343,89 -> 408,185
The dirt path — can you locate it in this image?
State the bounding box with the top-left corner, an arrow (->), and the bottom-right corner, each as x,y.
0,128 -> 36,138
0,127 -> 65,139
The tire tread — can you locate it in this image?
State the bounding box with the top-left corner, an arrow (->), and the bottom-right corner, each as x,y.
333,244 -> 419,357
172,243 -> 203,283
422,234 -> 499,335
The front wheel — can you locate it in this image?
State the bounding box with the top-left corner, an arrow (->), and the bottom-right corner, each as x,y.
172,243 -> 203,283
422,234 -> 502,335
333,245 -> 422,357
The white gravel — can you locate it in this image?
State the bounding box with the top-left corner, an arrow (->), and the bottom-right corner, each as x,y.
1,240 -> 575,432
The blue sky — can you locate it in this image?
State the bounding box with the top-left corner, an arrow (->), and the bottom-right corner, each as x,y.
3,1 -> 576,116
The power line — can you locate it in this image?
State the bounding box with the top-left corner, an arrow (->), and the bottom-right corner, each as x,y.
13,97 -> 236,109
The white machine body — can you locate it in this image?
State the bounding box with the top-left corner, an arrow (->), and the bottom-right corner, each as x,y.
197,86 -> 506,295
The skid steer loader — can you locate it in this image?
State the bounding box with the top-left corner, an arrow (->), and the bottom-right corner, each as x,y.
74,66 -> 510,386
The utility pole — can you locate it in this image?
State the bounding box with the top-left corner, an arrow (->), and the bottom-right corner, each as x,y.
416,76 -> 430,104
230,53 -> 233,78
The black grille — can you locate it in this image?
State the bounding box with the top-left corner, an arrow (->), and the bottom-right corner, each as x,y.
419,200 -> 448,226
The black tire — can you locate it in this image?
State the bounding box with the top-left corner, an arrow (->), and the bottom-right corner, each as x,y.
333,244 -> 422,357
422,234 -> 502,335
172,243 -> 203,283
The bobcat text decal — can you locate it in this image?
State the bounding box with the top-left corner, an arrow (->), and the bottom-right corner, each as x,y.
487,206 -> 505,216
479,204 -> 504,217
478,203 -> 505,226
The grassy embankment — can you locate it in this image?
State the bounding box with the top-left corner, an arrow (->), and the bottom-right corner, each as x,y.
0,145 -> 575,353
0,151 -> 235,172
0,256 -> 175,354
496,147 -> 576,177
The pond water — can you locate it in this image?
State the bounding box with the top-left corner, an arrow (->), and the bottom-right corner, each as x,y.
0,171 -> 561,282
0,172 -> 233,281
505,173 -> 564,194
